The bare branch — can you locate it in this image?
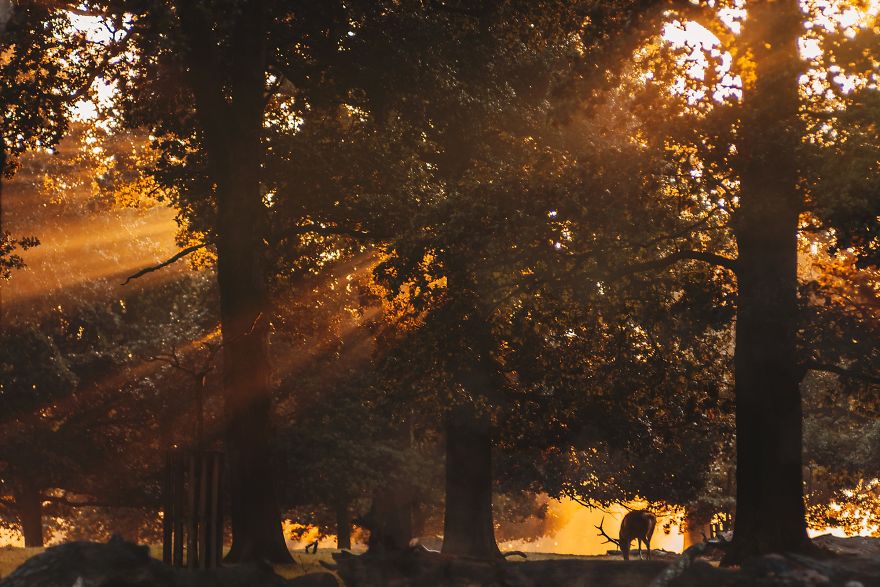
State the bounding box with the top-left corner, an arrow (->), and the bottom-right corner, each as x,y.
122,243 -> 207,285
801,361 -> 880,386
68,28 -> 134,103
607,250 -> 739,280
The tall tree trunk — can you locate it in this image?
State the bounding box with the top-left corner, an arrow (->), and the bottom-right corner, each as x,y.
725,0 -> 811,562
15,483 -> 43,547
438,286 -> 501,559
215,143 -> 291,564
363,487 -> 413,555
360,416 -> 417,554
336,499 -> 352,550
0,138 -> 5,326
174,0 -> 291,564
441,403 -> 500,559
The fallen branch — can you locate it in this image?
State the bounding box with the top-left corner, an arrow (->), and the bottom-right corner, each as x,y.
122,243 -> 207,285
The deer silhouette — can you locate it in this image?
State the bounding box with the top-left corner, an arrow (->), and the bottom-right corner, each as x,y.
595,510 -> 657,560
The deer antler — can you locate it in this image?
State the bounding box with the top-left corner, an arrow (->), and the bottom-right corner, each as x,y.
595,516 -> 621,547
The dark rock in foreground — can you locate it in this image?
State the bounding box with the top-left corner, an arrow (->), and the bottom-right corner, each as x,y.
660,536 -> 880,587
0,536 -> 337,587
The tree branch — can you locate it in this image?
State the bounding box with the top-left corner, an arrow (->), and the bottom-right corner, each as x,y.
41,494 -> 151,508
272,222 -> 371,246
801,361 -> 880,386
67,29 -> 133,104
121,243 -> 207,285
607,250 -> 738,280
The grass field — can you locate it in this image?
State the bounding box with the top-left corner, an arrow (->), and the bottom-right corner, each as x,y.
0,545 -> 44,579
0,544 -> 346,583
0,543 -> 675,582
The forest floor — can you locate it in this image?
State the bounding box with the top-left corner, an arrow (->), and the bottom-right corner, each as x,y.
2,538 -> 877,586
0,544 -> 337,580
0,546 -> 43,578
0,543 -> 676,581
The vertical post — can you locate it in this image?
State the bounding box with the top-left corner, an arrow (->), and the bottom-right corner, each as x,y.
162,451 -> 173,564
215,452 -> 225,565
198,453 -> 209,568
187,452 -> 198,568
173,452 -> 185,567
163,450 -> 225,569
209,452 -> 222,567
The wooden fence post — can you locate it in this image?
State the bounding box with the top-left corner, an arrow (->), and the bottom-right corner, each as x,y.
162,449 -> 224,569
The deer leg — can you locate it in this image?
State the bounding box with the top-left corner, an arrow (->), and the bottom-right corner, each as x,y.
646,537 -> 651,560
637,538 -> 643,559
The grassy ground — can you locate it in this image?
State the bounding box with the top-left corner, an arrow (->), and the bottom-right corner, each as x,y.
274,550 -> 343,583
0,545 -> 44,578
0,543 -> 672,582
0,544 -> 345,583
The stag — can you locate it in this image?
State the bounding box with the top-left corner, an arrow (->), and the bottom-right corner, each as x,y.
595,510 -> 657,560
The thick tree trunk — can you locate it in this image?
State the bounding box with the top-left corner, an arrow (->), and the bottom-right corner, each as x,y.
174,1 -> 291,564
215,147 -> 291,564
437,286 -> 501,559
441,403 -> 500,559
336,499 -> 352,550
412,499 -> 427,539
725,0 -> 811,562
360,417 -> 417,555
363,488 -> 413,555
15,483 -> 43,547
0,138 -> 5,325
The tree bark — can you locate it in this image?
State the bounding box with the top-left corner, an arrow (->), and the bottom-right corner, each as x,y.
0,137 -> 5,326
215,139 -> 291,564
173,0 -> 291,563
363,487 -> 413,555
441,403 -> 500,559
336,499 -> 352,550
438,284 -> 501,559
725,0 -> 811,562
15,483 -> 43,547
